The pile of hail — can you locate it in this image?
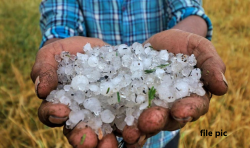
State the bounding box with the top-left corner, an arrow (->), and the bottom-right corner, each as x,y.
46,42 -> 205,138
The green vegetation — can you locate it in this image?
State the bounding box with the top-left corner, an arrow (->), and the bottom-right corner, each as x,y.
148,86 -> 156,108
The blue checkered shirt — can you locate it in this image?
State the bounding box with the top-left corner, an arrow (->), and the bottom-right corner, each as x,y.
39,0 -> 212,147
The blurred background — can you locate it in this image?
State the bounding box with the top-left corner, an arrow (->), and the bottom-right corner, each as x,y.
0,0 -> 249,147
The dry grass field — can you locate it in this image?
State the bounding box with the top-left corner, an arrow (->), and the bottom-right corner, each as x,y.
0,0 -> 249,147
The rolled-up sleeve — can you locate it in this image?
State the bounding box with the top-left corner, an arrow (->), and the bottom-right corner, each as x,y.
39,0 -> 86,48
166,0 -> 213,40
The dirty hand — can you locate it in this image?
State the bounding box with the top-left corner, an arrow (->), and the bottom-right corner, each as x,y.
31,37 -> 119,148
120,29 -> 228,148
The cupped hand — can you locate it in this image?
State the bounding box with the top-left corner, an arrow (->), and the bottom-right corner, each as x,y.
31,37 -> 119,148
121,29 -> 228,147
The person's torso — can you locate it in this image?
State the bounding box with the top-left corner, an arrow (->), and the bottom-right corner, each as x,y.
78,0 -> 170,45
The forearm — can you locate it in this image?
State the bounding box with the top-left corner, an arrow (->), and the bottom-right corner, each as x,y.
172,16 -> 208,37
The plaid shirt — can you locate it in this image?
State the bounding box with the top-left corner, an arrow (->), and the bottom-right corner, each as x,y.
39,0 -> 212,147
40,0 -> 212,47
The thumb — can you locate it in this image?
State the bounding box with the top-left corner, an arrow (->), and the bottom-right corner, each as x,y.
31,62 -> 58,99
31,43 -> 60,98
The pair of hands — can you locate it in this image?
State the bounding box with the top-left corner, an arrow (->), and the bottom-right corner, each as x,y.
31,29 -> 228,148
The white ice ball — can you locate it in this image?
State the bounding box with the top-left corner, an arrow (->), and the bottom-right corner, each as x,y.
118,44 -> 131,56
100,82 -> 114,96
71,75 -> 89,91
83,43 -> 92,52
130,61 -> 143,72
188,54 -> 197,66
101,109 -> 115,123
83,97 -> 102,115
125,115 -> 134,126
157,84 -> 175,102
159,50 -> 169,61
88,56 -> 99,67
174,81 -> 190,99
89,84 -> 100,93
155,69 -> 165,79
190,68 -> 202,81
77,53 -> 88,62
69,110 -> 86,124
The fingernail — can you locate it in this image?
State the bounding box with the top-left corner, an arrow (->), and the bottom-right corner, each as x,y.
221,72 -> 228,86
98,128 -> 103,140
49,115 -> 68,124
138,134 -> 147,146
35,76 -> 40,96
173,116 -> 193,122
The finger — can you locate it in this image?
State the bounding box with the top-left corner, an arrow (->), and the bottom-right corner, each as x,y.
122,125 -> 141,144
144,29 -> 228,95
170,93 -> 210,123
187,33 -> 227,95
138,106 -> 168,136
97,133 -> 118,148
31,37 -> 108,99
38,100 -> 70,127
125,135 -> 147,148
137,106 -> 187,136
64,122 -> 98,148
125,103 -> 189,148
163,114 -> 187,131
32,63 -> 58,99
